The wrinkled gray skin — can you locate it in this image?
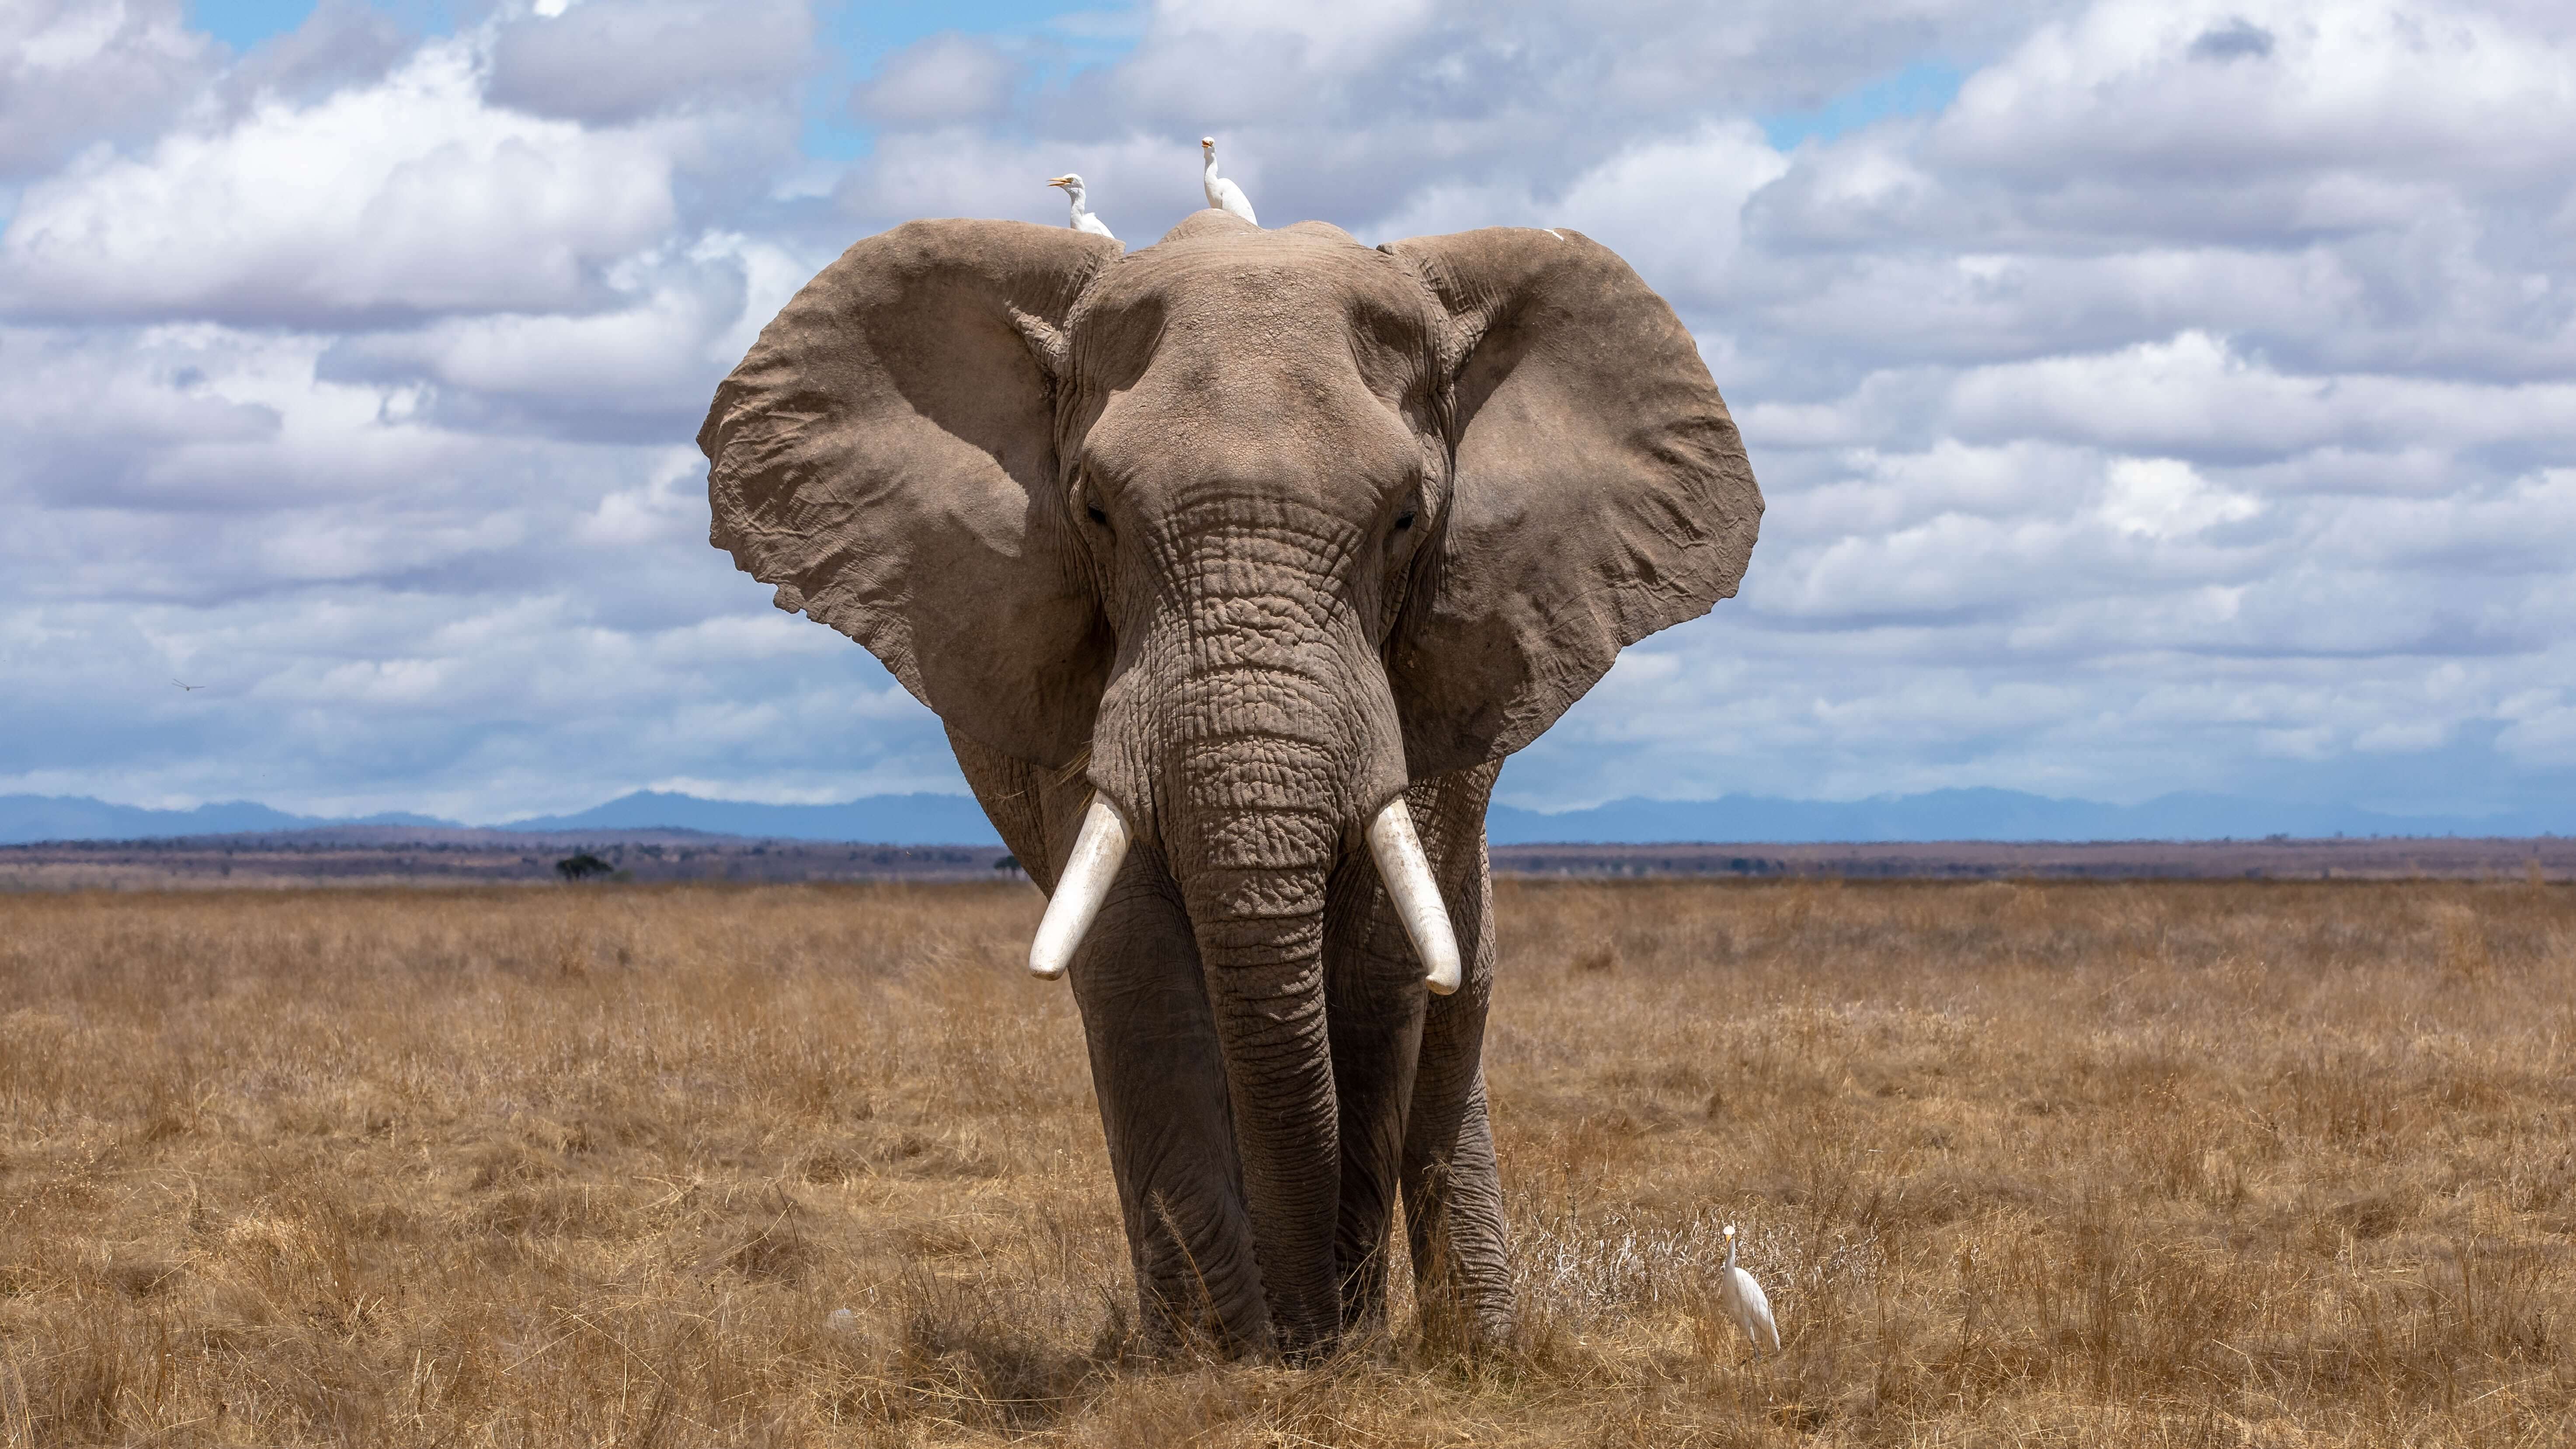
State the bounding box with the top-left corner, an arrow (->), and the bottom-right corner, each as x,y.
700,211 -> 1760,1358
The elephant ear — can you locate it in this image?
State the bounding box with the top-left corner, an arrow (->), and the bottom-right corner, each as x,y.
1379,227 -> 1762,779
701,219 -> 1121,768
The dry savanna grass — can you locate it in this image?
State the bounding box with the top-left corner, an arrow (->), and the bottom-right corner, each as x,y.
3,877 -> 2572,1446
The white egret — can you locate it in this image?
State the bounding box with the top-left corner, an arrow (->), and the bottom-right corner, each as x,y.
1716,1224 -> 1780,1356
1199,137 -> 1257,226
1046,174 -> 1116,241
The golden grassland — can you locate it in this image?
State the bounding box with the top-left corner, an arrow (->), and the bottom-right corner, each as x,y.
2,877 -> 2571,1446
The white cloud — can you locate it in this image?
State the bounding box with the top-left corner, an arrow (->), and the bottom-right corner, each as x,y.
1113,0 -> 1441,120
2096,458 -> 2259,539
854,34 -> 1023,125
1373,122 -> 1789,297
214,0 -> 410,116
1936,0 -> 2576,186
2497,693 -> 2576,766
484,0 -> 815,124
1943,332 -> 2576,457
0,0 -> 212,180
0,40 -> 678,323
575,447 -> 710,547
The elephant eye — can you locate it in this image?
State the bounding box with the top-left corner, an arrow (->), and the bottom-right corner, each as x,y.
1394,510 -> 1415,532
1086,504 -> 1108,526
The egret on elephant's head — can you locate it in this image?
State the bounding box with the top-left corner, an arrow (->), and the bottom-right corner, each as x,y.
1045,173 -> 1115,242
1200,136 -> 1257,226
699,209 -> 1759,1359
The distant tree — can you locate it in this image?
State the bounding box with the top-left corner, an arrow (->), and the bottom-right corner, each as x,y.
556,851 -> 613,881
994,854 -> 1022,876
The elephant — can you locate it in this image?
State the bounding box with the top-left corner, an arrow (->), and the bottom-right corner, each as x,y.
698,208 -> 1761,1358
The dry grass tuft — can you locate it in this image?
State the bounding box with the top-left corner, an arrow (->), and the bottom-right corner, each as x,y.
3,878 -> 2572,1445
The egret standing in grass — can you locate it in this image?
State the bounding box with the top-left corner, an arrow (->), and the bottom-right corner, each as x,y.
1717,1224 -> 1780,1356
1199,137 -> 1256,225
1046,174 -> 1116,241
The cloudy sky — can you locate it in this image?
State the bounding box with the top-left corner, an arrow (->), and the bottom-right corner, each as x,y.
4,0 -> 2573,824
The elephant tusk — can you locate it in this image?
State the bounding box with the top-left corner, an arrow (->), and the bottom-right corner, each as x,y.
1367,798 -> 1462,995
1028,796 -> 1131,980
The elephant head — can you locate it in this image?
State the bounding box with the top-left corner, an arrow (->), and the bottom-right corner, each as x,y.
701,210 -> 1759,1355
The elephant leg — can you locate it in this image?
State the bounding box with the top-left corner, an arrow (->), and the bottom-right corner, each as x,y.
1397,764 -> 1514,1346
1070,860 -> 1273,1353
1323,854 -> 1427,1336
1404,1051 -> 1509,1345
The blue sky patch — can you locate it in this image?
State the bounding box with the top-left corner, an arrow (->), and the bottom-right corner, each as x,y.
191,0 -> 459,46
189,0 -> 320,47
801,1 -> 1143,160
1760,61 -> 1964,149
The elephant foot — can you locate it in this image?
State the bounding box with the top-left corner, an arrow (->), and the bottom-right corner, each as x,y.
1276,1334 -> 1339,1368
1415,1292 -> 1514,1359
1126,1282 -> 1346,1366
1411,1251 -> 1504,1369
1130,1278 -> 1271,1362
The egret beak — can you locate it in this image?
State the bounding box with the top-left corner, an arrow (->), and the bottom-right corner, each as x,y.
1200,137 -> 1214,149
1046,176 -> 1072,188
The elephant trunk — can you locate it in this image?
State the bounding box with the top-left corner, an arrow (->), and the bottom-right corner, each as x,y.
1153,658 -> 1370,1354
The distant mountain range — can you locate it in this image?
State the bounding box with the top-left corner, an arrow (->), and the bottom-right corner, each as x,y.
500,790 -> 999,843
2,786 -> 2564,847
0,790 -> 1002,846
0,795 -> 452,844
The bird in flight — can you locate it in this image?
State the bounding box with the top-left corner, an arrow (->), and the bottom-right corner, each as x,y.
1200,137 -> 1257,226
173,678 -> 204,691
1046,174 -> 1116,242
